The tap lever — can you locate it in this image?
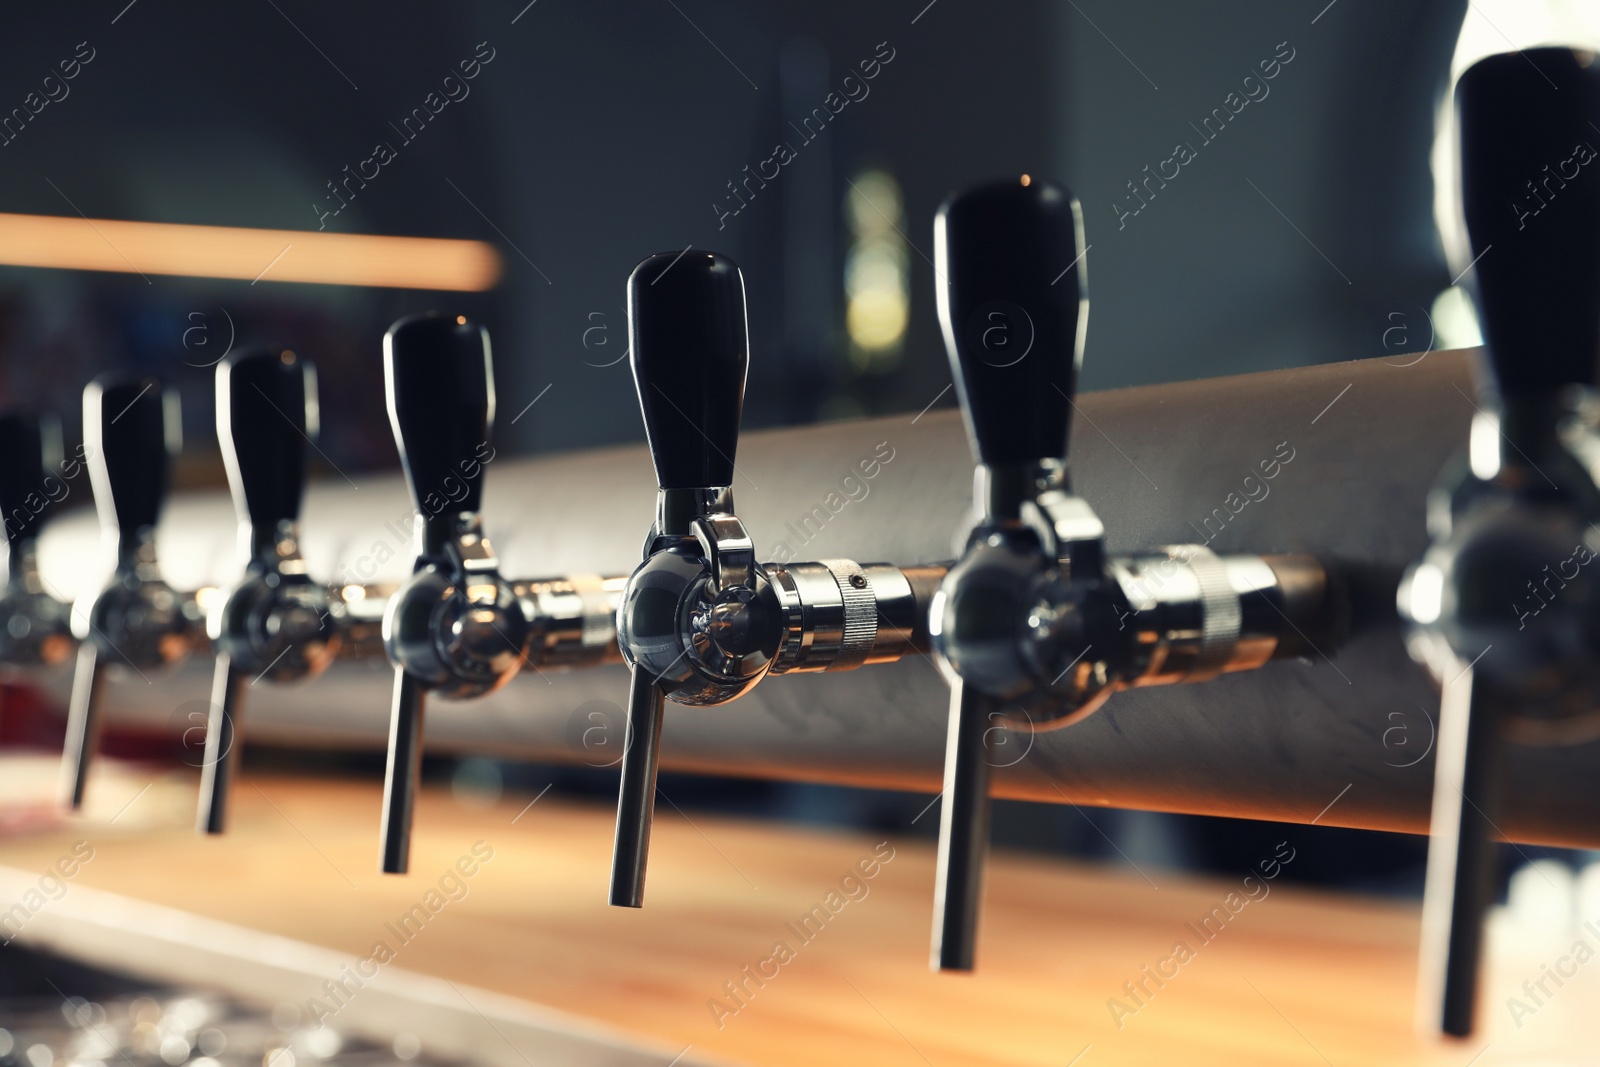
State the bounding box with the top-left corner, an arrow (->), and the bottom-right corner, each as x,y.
386,313 -> 493,543
219,346 -> 313,554
936,177 -> 1085,475
629,251 -> 748,493
1457,48 -> 1600,403
87,375 -> 179,563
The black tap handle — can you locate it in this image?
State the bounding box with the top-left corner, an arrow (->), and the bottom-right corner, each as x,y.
84,374 -> 179,548
628,251 -> 748,490
1457,48 -> 1600,400
219,347 -> 315,537
0,410 -> 62,549
935,178 -> 1086,467
384,314 -> 492,527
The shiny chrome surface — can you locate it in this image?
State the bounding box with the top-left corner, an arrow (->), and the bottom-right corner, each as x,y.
378,666 -> 427,875
622,490 -> 944,698
321,580 -> 394,662
615,531 -> 768,707
77,528 -> 198,670
608,665 -> 665,908
383,513 -> 527,700
931,678 -> 991,973
513,573 -> 626,671
656,485 -> 735,537
0,540 -> 74,668
767,560 -> 935,673
1111,549 -> 1337,688
208,522 -> 337,685
935,530 -> 1340,727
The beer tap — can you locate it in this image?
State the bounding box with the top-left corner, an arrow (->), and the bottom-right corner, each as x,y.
60,375 -> 202,810
1398,47 -> 1600,1038
198,346 -> 385,834
609,251 -> 943,907
376,312 -> 638,873
927,178 -> 1341,970
379,314 -> 528,874
0,411 -> 75,670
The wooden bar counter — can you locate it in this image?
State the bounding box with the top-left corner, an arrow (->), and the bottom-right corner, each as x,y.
0,756 -> 1586,1066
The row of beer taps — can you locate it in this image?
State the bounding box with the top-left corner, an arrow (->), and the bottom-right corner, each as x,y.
0,46 -> 1590,1039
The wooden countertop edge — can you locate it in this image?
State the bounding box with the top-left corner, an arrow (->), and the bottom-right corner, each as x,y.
0,865 -> 742,1067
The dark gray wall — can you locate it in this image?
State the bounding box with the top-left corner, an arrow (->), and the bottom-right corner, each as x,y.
0,0 -> 1463,479
1053,1 -> 1464,390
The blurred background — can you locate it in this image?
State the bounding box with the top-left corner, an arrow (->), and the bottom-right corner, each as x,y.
6,0 -> 1587,917
0,0 -> 1480,466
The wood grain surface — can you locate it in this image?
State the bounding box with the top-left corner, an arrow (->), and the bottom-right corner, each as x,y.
0,755 -> 1586,1066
